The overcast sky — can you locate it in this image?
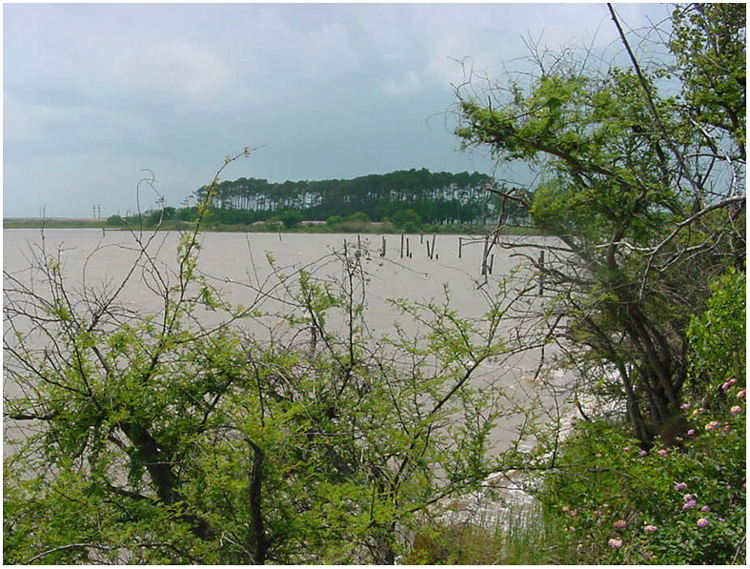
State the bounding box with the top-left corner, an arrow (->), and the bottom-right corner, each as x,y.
4,2 -> 671,218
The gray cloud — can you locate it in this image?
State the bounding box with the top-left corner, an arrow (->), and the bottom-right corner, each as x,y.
4,3 -> 671,218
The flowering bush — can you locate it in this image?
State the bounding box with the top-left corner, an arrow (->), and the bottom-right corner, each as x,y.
535,268 -> 745,564
539,394 -> 745,564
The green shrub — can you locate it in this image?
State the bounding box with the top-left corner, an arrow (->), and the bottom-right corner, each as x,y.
687,266 -> 746,396
345,211 -> 371,223
536,268 -> 746,564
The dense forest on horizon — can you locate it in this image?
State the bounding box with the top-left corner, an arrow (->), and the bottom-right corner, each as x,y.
190,168 -> 529,227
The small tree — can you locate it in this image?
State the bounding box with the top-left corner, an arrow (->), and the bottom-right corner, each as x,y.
279,209 -> 304,228
455,2 -> 745,444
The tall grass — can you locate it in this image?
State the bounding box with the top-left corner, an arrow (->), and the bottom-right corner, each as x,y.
406,499 -> 578,564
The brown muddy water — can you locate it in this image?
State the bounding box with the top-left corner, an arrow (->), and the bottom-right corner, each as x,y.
4,229 -> 572,454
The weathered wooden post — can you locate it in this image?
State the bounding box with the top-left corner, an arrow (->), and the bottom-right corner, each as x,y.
400,234 -> 405,259
458,237 -> 463,259
481,235 -> 489,276
381,236 -> 386,257
430,234 -> 437,260
406,237 -> 410,258
539,250 -> 545,295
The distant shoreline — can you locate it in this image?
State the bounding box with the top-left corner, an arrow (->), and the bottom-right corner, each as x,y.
3,218 -> 542,236
4,218 -> 106,229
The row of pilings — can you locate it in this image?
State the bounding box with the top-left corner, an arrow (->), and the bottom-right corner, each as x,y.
342,233 -> 501,277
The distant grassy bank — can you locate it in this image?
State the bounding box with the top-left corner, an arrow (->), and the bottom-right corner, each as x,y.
4,218 -> 543,236
4,218 -> 106,229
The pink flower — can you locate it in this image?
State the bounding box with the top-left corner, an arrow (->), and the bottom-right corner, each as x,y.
692,408 -> 705,417
738,389 -> 746,399
674,482 -> 688,491
722,378 -> 738,391
643,525 -> 658,533
684,494 -> 694,501
657,449 -> 668,457
614,519 -> 628,530
639,449 -> 649,457
682,500 -> 697,510
730,405 -> 742,416
687,429 -> 696,436
697,518 -> 709,528
680,402 -> 691,410
623,446 -> 632,452
700,505 -> 711,512
567,526 -> 576,534
705,421 -> 721,431
561,506 -> 569,513
608,538 -> 623,548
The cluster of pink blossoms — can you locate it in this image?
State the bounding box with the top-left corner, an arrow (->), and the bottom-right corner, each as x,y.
613,519 -> 628,530
683,493 -> 697,510
673,483 -> 715,527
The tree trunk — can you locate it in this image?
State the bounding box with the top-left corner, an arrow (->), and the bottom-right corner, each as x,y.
247,440 -> 268,565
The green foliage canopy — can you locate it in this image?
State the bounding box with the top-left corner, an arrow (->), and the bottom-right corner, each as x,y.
455,2 -> 745,443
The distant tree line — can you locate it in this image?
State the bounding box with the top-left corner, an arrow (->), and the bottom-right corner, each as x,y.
106,169 -> 532,230
192,168 -> 529,228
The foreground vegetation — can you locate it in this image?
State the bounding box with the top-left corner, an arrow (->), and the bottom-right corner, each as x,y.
3,2 -> 745,565
451,2 -> 746,563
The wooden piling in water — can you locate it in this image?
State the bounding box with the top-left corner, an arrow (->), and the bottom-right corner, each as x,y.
406,237 -> 410,258
539,250 -> 545,295
381,236 -> 386,257
400,234 -> 405,259
481,235 -> 489,275
458,237 -> 462,259
430,234 -> 436,260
